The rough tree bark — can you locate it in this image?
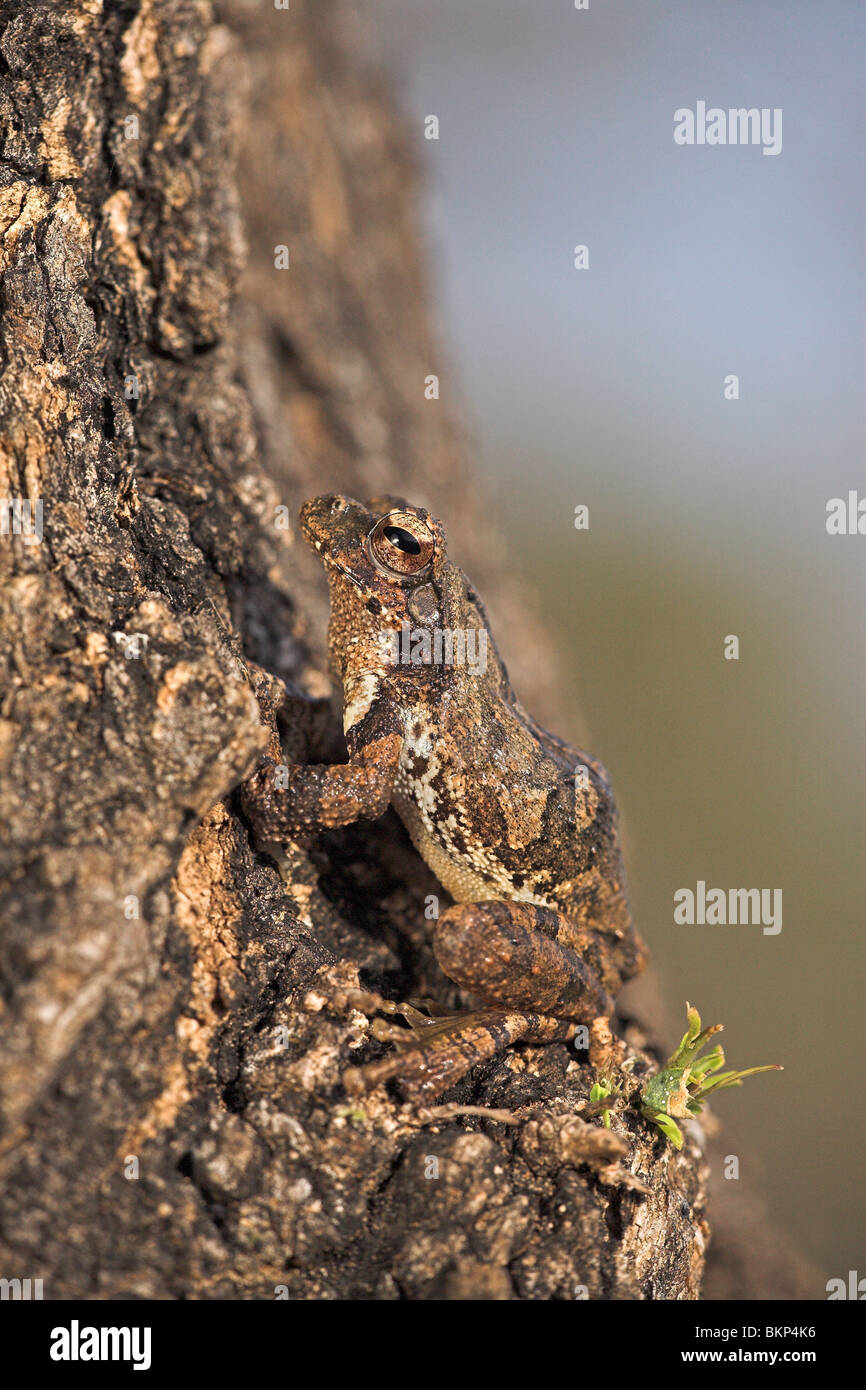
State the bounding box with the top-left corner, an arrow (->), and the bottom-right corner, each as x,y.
0,0 -> 811,1301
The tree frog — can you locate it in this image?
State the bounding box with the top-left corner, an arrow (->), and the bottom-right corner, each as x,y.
241,495 -> 646,1101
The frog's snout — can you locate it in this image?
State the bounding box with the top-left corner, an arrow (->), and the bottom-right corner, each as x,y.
299,494 -> 352,552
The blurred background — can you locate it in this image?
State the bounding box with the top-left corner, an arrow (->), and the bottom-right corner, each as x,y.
363,0 -> 865,1279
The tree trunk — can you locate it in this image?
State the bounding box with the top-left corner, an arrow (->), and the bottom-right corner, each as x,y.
0,0 -> 797,1301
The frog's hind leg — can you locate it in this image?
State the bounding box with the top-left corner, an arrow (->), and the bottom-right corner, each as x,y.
344,1006 -> 572,1105
433,899 -> 615,1019
343,899 -> 613,1103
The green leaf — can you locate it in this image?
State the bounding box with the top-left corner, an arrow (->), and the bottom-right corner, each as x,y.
697,1064 -> 782,1098
651,1113 -> 684,1149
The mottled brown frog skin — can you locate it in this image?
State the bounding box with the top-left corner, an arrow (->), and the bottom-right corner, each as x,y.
242,494 -> 646,1102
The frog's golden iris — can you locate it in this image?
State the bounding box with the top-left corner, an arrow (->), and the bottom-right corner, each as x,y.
368,510 -> 435,579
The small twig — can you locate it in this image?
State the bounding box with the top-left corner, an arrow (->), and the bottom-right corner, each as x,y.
416,1103 -> 523,1126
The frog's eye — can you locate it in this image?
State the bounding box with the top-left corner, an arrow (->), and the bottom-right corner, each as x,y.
383,525 -> 420,555
368,511 -> 435,579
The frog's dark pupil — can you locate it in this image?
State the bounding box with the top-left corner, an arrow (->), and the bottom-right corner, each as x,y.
384,525 -> 421,555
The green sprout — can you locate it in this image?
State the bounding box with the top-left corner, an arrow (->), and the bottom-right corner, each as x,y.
335,1105 -> 367,1124
641,1003 -> 782,1149
589,1077 -> 619,1128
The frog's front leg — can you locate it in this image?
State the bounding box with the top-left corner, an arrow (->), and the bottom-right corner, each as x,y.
346,900 -> 614,1103
241,701 -> 403,839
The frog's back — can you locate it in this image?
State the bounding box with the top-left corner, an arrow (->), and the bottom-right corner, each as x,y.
391,665 -> 631,938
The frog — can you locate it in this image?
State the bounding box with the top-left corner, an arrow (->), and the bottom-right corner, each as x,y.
241,493 -> 646,1103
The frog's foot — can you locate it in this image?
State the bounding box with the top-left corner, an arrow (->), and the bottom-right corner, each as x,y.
360,994 -> 453,1045
343,1006 -> 573,1105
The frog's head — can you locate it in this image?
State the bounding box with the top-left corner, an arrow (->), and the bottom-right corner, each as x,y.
300,493 -> 450,660
301,494 -> 492,692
